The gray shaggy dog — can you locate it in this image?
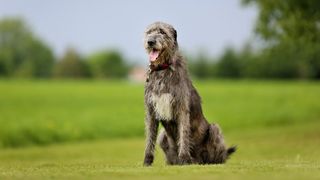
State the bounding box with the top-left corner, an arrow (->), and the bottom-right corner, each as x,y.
143,22 -> 236,166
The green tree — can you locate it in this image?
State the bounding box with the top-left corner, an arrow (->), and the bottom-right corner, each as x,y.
237,44 -> 260,78
188,52 -> 212,79
88,50 -> 128,79
53,48 -> 90,78
0,17 -> 54,78
242,0 -> 320,43
242,0 -> 320,79
215,48 -> 241,78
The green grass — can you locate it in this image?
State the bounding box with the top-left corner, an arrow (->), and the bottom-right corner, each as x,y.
0,80 -> 145,147
0,122 -> 319,179
0,80 -> 320,179
0,80 -> 320,147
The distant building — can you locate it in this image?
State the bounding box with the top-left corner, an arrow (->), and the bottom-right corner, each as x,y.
128,66 -> 146,83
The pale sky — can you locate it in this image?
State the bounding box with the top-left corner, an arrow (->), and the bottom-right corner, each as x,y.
0,0 -> 257,64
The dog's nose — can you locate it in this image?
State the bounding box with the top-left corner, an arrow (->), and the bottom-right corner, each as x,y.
147,40 -> 156,46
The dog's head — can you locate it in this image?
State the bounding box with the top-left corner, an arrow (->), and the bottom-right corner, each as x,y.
144,22 -> 178,65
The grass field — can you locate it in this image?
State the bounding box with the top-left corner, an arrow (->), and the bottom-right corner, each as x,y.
0,80 -> 319,179
0,122 -> 319,179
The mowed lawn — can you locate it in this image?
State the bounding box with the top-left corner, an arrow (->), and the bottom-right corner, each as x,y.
0,80 -> 320,179
0,123 -> 319,180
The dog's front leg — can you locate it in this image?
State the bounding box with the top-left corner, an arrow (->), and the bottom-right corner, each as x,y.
178,112 -> 192,164
143,109 -> 159,166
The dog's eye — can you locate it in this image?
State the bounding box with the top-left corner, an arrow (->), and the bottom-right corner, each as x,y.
159,29 -> 166,35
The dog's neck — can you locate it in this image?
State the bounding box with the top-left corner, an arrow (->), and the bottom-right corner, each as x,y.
149,62 -> 172,72
146,60 -> 175,82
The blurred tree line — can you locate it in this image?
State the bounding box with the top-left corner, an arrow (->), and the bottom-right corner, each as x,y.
0,17 -> 128,79
1,0 -> 320,80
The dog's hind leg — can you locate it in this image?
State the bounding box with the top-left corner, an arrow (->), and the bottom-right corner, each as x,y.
158,129 -> 179,165
206,123 -> 229,164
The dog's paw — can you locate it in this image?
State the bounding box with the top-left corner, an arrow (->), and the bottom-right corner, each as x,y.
143,154 -> 154,166
178,153 -> 192,165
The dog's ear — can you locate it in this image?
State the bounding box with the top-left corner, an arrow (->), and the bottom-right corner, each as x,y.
171,28 -> 178,48
172,28 -> 177,42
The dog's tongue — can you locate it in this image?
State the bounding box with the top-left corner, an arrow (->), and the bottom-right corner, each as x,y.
149,50 -> 159,62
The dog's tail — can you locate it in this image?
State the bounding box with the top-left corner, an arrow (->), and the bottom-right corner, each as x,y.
226,145 -> 237,158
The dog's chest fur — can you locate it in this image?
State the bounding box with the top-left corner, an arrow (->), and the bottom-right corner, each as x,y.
146,71 -> 176,121
151,93 -> 173,120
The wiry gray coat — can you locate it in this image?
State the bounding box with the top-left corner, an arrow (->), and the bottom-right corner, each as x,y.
143,22 -> 236,166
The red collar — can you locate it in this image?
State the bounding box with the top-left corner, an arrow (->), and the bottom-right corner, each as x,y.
149,63 -> 172,72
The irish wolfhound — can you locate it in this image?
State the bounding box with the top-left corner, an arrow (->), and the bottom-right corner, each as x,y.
143,22 -> 236,166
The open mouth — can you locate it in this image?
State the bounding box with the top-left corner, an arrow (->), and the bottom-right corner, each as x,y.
149,49 -> 160,62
